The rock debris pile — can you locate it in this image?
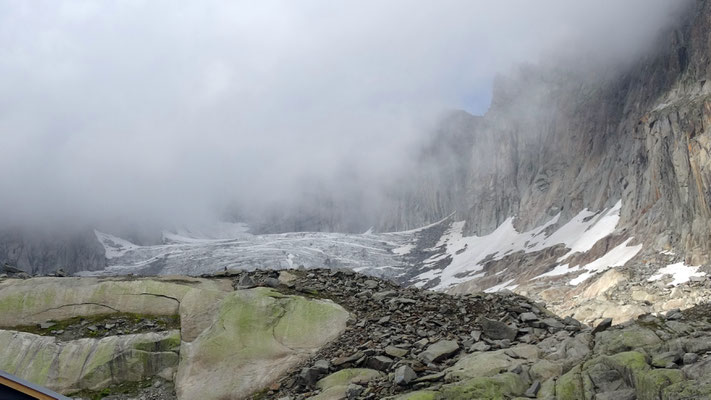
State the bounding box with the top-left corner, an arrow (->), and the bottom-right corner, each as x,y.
224,269 -> 577,399
219,268 -> 711,400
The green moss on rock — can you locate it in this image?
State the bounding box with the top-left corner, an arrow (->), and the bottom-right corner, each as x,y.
0,277 -> 226,328
70,377 -> 156,400
594,326 -> 661,354
132,330 -> 181,353
438,372 -> 528,400
557,365 -> 585,400
0,329 -> 180,394
10,313 -> 180,339
389,390 -> 439,400
316,368 -> 383,390
609,351 -> 650,371
635,369 -> 685,400
175,288 -> 349,400
662,380 -> 711,400
446,350 -> 516,381
275,294 -> 350,349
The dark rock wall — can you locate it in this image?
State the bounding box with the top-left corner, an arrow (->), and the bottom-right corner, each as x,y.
0,228 -> 106,275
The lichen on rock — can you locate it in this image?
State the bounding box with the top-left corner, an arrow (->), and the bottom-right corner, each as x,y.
0,329 -> 180,394
175,287 -> 349,400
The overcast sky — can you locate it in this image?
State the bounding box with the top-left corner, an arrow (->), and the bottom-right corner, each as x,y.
0,0 -> 691,228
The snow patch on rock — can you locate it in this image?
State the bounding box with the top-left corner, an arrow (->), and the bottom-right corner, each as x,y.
484,279 -> 518,293
94,230 -> 139,259
568,238 -> 643,285
417,201 -> 629,289
648,262 -> 706,286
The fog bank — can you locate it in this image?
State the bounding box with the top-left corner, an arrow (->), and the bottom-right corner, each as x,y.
0,0 -> 691,231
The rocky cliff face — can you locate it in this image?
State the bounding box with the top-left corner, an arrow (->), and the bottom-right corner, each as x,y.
384,0 -> 711,255
366,0 -> 711,324
0,227 -> 106,275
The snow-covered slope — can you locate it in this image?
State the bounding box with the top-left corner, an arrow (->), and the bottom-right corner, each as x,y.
409,201 -> 644,289
91,226 -> 416,278
91,201 -> 649,292
86,194 -> 711,326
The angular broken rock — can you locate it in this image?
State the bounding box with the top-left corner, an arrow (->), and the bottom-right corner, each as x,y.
278,270 -> 297,287
263,277 -> 280,288
470,342 -> 491,352
393,365 -> 417,386
683,353 -> 700,365
563,316 -> 581,327
300,367 -> 323,386
372,290 -> 397,301
418,340 -> 459,364
592,318 -> 613,334
413,338 -> 429,349
333,352 -> 364,367
39,321 -> 56,330
237,274 -> 256,289
525,380 -> 541,398
313,359 -> 331,372
390,297 -> 417,306
470,330 -> 482,341
541,318 -> 566,331
346,384 -> 364,399
366,355 -> 393,371
364,280 -> 379,289
519,312 -> 538,322
652,351 -> 681,368
413,371 -> 445,384
300,360 -> 331,386
385,345 -> 409,358
479,317 -> 517,341
666,309 -> 683,320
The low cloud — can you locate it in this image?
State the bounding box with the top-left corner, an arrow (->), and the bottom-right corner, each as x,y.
0,0 -> 691,230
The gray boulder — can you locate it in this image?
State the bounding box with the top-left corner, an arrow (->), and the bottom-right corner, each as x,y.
479,317 -> 517,341
393,365 -> 417,386
419,340 -> 460,364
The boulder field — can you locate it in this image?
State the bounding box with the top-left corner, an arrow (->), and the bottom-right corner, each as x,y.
1,270 -> 711,399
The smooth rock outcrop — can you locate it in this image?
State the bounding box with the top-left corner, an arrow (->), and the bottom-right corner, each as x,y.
310,369 -> 384,400
446,345 -> 539,381
0,329 -> 179,394
0,276 -> 231,327
176,287 -> 349,400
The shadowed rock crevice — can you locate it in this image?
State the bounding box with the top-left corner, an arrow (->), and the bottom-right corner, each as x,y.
30,302 -> 121,316
133,293 -> 181,305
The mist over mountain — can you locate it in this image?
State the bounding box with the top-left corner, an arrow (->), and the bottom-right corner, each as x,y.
0,0 -> 691,234
6,3 -> 711,399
